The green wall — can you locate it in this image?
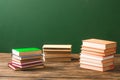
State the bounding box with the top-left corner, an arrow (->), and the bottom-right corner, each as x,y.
0,0 -> 120,53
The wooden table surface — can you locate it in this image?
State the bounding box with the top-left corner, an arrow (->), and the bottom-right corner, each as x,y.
0,53 -> 120,80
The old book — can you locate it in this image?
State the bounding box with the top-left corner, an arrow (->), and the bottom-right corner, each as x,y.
12,62 -> 44,68
80,57 -> 114,64
12,54 -> 43,60
44,52 -> 71,58
8,62 -> 44,71
80,61 -> 113,67
12,47 -> 42,56
82,38 -> 117,49
81,50 -> 115,56
80,53 -> 114,60
81,46 -> 116,53
45,57 -> 71,62
80,64 -> 114,71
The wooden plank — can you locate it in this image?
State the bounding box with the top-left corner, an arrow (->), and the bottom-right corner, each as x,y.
0,53 -> 120,80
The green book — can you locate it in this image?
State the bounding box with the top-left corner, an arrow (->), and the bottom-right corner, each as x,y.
12,47 -> 42,56
14,48 -> 41,52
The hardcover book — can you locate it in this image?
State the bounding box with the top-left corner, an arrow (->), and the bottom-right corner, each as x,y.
82,39 -> 117,49
12,47 -> 42,56
80,64 -> 114,71
8,62 -> 44,71
80,53 -> 114,60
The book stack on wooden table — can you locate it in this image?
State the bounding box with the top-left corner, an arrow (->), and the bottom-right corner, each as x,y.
43,44 -> 72,62
8,47 -> 44,71
80,39 -> 117,71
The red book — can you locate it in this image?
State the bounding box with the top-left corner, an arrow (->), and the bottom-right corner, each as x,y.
12,59 -> 43,65
11,62 -> 44,68
8,62 -> 44,71
8,62 -> 21,71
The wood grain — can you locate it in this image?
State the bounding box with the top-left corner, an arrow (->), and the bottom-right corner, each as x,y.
0,53 -> 120,80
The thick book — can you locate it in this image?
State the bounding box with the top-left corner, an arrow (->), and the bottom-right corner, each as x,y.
80,61 -> 113,67
80,57 -> 114,64
44,52 -> 71,58
45,57 -> 71,62
82,38 -> 117,49
80,64 -> 114,72
81,50 -> 115,56
12,47 -> 42,56
80,53 -> 114,60
8,62 -> 44,71
81,46 -> 116,53
12,54 -> 43,60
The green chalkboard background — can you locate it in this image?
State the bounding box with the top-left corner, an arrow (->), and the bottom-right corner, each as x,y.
0,0 -> 120,53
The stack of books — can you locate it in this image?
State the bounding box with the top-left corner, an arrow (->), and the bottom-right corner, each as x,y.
80,38 -> 117,71
8,47 -> 44,71
43,44 -> 72,62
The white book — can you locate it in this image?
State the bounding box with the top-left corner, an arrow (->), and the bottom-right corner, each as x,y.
12,60 -> 43,65
81,46 -> 116,53
12,54 -> 43,60
80,53 -> 114,60
80,64 -> 114,72
81,50 -> 115,56
82,39 -> 116,49
80,61 -> 113,67
80,57 -> 114,64
42,44 -> 72,49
